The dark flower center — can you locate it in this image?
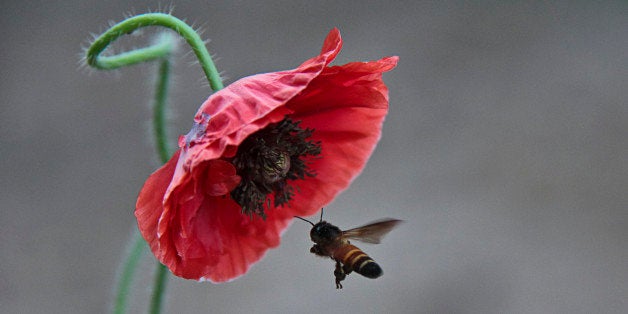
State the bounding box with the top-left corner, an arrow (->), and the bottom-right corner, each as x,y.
230,117 -> 321,218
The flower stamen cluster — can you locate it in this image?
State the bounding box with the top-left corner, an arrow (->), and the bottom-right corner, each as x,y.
231,118 -> 321,217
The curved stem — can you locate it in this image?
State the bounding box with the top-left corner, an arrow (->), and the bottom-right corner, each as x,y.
87,12 -> 224,91
86,13 -> 225,314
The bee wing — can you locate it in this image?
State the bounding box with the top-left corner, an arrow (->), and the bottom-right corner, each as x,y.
342,219 -> 403,244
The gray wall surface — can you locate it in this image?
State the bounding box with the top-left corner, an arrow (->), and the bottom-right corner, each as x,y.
1,1 -> 626,313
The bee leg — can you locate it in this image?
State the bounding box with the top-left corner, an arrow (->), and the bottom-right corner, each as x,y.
343,263 -> 353,275
334,261 -> 346,289
310,244 -> 328,257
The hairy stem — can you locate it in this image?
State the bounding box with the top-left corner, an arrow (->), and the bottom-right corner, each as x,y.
87,12 -> 224,91
154,58 -> 172,162
85,12 -> 225,314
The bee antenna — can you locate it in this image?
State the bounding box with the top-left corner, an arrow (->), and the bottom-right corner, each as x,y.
319,208 -> 324,222
294,216 -> 314,226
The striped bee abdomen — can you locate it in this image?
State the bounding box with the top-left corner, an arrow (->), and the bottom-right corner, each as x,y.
333,244 -> 383,279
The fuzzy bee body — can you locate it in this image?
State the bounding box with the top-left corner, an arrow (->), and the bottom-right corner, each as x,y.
301,216 -> 402,289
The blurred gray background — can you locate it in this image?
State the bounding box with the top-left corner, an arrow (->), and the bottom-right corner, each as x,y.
1,1 -> 626,313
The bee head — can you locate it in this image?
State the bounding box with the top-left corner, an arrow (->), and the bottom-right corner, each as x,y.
295,208 -> 339,243
310,221 -> 342,243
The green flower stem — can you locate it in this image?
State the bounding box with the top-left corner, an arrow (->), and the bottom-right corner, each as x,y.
147,57 -> 171,314
87,12 -> 224,91
85,12 -> 225,314
149,264 -> 169,314
154,58 -> 172,162
113,231 -> 146,314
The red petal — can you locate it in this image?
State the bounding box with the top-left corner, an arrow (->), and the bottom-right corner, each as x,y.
135,150 -> 180,256
136,151 -> 291,281
179,29 -> 344,173
166,196 -> 293,282
193,159 -> 241,196
319,28 -> 342,64
285,56 -> 399,216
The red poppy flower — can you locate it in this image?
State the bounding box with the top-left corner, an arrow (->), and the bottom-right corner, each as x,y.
135,28 -> 398,282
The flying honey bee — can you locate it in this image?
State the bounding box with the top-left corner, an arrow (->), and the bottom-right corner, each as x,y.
295,210 -> 403,289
